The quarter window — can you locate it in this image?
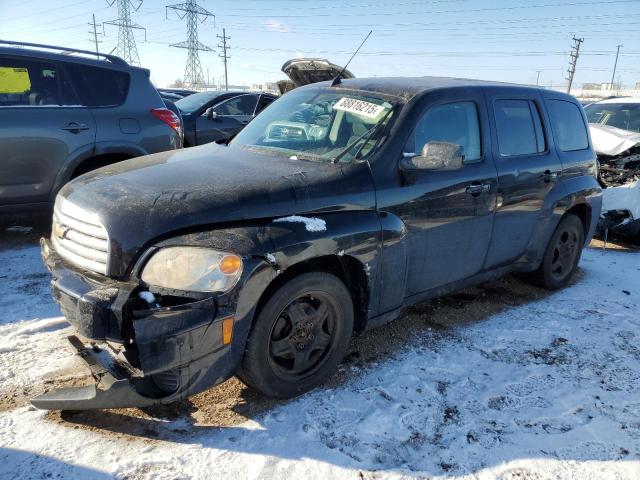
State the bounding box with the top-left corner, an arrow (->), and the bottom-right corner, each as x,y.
547,100 -> 589,151
409,101 -> 482,162
65,63 -> 129,107
494,99 -> 546,156
0,58 -> 78,106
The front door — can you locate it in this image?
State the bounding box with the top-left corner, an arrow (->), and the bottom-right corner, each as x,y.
482,90 -> 562,269
386,93 -> 498,297
0,56 -> 95,206
195,93 -> 259,145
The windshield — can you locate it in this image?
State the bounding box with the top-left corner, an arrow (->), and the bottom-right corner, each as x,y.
175,91 -> 228,114
231,88 -> 397,164
585,102 -> 640,133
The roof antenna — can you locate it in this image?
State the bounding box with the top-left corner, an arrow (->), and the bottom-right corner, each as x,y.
331,30 -> 372,87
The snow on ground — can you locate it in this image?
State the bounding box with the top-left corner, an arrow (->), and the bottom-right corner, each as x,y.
0,243 -> 639,479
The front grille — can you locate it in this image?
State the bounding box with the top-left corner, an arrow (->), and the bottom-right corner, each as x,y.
52,196 -> 109,275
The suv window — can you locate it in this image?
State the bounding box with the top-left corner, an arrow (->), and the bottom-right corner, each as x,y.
494,99 -> 546,156
408,101 -> 481,162
213,94 -> 258,116
547,100 -> 589,151
65,63 -> 129,107
0,58 -> 78,107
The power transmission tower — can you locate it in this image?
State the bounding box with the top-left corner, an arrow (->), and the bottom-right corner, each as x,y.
565,36 -> 583,94
88,13 -> 103,58
217,28 -> 230,90
610,44 -> 622,90
104,0 -> 146,66
166,0 -> 215,87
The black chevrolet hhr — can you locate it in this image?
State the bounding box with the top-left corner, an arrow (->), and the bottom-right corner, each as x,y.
36,77 -> 602,410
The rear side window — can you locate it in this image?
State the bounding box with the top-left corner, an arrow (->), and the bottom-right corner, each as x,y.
0,57 -> 78,106
409,101 -> 482,162
213,94 -> 259,116
494,99 -> 546,156
65,63 -> 129,107
547,100 -> 589,151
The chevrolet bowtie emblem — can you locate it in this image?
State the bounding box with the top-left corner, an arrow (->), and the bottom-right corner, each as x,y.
52,222 -> 68,240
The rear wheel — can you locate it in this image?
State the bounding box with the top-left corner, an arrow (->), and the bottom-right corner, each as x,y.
528,214 -> 585,290
239,272 -> 353,398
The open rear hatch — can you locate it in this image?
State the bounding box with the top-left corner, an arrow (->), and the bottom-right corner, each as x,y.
279,58 -> 355,94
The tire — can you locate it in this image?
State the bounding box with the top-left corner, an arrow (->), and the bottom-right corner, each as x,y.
238,272 -> 354,399
528,214 -> 585,290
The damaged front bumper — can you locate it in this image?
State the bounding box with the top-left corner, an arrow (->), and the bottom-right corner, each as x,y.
33,238 -> 240,410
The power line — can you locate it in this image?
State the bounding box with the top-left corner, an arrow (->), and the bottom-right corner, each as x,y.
104,0 -> 146,66
166,0 -> 215,86
217,28 -> 230,90
566,36 -> 584,94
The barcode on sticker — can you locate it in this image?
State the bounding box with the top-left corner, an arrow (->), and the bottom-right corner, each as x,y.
333,97 -> 385,120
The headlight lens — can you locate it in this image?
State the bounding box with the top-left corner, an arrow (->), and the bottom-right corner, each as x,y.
141,247 -> 243,292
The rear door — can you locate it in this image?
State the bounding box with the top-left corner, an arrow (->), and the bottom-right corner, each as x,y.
0,55 -> 95,206
390,91 -> 498,296
482,89 -> 562,268
195,94 -> 259,145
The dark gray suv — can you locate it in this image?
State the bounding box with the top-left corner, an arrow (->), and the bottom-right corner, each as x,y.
0,40 -> 182,212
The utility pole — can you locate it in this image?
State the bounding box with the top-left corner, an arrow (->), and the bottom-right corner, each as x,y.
88,14 -> 102,57
217,28 -> 230,90
536,70 -> 541,85
166,0 -> 215,87
104,0 -> 146,66
610,44 -> 622,90
565,36 -> 584,94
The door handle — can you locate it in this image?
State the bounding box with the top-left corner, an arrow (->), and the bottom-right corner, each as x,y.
61,122 -> 90,133
466,183 -> 491,195
541,170 -> 558,182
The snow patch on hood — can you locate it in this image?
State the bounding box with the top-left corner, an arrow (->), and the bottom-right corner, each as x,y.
589,124 -> 640,156
273,215 -> 327,232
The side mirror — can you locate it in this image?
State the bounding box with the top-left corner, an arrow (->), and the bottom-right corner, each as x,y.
400,141 -> 464,171
206,108 -> 218,120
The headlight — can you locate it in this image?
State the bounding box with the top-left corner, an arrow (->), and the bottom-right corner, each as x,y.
141,247 -> 243,292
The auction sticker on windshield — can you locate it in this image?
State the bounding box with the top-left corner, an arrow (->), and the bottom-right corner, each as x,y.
333,97 -> 386,120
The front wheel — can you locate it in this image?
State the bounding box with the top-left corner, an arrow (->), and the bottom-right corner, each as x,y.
529,214 -> 585,290
238,272 -> 354,399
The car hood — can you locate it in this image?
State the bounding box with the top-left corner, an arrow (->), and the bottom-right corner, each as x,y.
60,143 -> 375,277
589,123 -> 640,156
281,58 -> 354,88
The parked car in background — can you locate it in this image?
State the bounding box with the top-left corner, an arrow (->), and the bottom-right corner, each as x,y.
0,40 -> 182,213
585,97 -> 640,240
176,90 -> 276,146
35,77 -> 601,410
157,87 -> 197,98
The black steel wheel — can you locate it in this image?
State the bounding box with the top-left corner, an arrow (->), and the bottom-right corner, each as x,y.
529,214 -> 585,290
239,272 -> 353,398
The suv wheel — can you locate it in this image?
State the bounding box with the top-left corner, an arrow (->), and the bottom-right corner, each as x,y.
239,272 -> 353,398
529,214 -> 585,290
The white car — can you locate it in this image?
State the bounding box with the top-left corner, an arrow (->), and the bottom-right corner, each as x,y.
586,97 -> 640,238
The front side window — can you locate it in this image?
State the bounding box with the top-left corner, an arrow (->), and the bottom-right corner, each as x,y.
547,100 -> 589,151
65,63 -> 129,107
0,58 -> 76,106
408,101 -> 481,162
213,94 -> 258,116
585,102 -> 640,133
231,88 -> 398,164
494,99 -> 546,156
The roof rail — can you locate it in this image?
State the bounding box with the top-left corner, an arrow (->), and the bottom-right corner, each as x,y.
0,39 -> 128,66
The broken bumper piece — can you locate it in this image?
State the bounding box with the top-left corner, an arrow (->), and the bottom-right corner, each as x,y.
31,336 -> 158,410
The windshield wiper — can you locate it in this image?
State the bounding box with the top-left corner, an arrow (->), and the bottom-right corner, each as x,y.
331,106 -> 395,164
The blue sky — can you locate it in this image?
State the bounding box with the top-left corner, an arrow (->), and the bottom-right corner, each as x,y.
1,0 -> 638,88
